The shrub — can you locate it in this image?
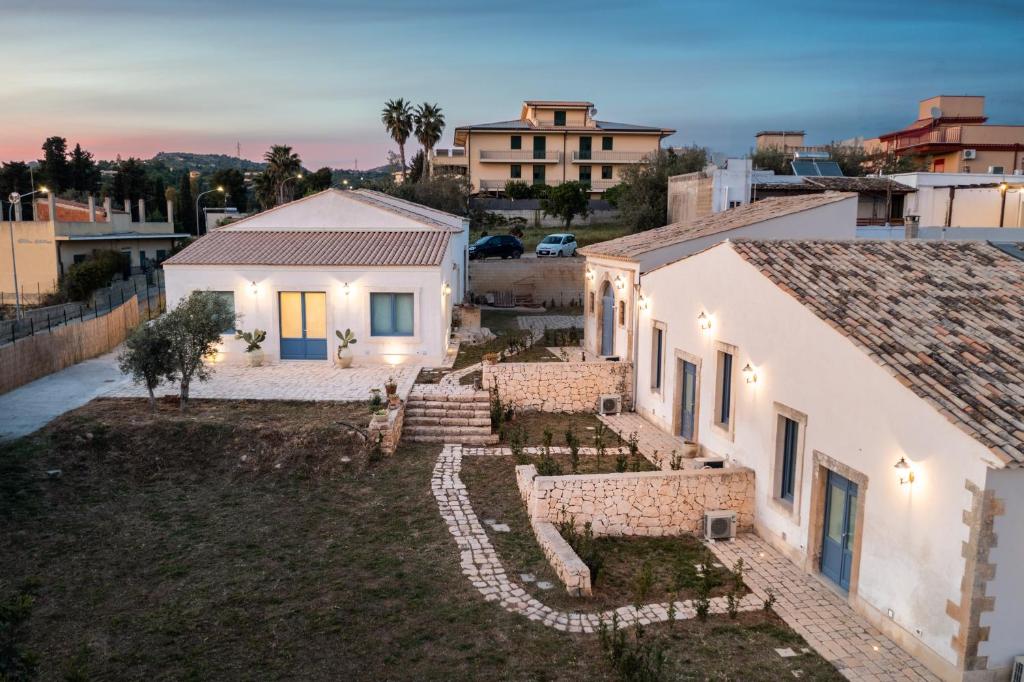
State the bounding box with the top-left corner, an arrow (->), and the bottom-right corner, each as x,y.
60,250 -> 126,302
117,320 -> 177,411
503,180 -> 533,199
598,613 -> 666,682
508,426 -> 528,464
489,390 -> 504,430
565,427 -> 580,473
633,561 -> 654,605
593,422 -> 607,469
0,586 -> 39,681
161,290 -> 236,411
558,515 -> 602,583
539,180 -> 590,229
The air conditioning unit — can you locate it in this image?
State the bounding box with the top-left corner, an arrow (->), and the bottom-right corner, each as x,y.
598,394 -> 622,415
989,166 -> 1005,175
704,510 -> 736,541
962,149 -> 977,160
694,456 -> 725,469
1011,655 -> 1024,682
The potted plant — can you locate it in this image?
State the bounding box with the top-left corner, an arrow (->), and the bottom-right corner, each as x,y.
369,388 -> 383,412
335,328 -> 357,368
384,377 -> 400,408
483,352 -> 500,365
234,328 -> 267,367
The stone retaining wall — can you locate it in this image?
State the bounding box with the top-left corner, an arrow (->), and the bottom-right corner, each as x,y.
483,360 -> 632,413
517,464 -> 755,537
368,402 -> 405,455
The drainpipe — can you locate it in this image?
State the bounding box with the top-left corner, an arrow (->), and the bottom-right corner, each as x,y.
945,186 -> 955,227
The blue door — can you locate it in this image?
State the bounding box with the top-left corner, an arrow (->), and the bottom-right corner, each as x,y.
680,361 -> 697,441
279,291 -> 328,360
601,284 -> 614,356
821,470 -> 858,590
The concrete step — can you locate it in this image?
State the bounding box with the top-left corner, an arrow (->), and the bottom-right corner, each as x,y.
405,407 -> 491,419
407,391 -> 489,404
405,416 -> 492,428
406,400 -> 490,412
404,433 -> 500,445
404,425 -> 493,437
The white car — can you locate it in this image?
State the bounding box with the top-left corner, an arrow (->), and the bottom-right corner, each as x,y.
535,233 -> 577,257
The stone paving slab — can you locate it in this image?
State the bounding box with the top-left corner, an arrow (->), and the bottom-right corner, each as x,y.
516,314 -> 583,337
599,412 -> 697,469
106,361 -> 419,402
707,535 -> 939,681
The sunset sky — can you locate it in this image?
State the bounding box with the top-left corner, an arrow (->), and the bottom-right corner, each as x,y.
3,0 -> 1023,169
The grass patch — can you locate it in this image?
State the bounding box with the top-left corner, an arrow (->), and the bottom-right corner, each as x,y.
499,412 -> 618,447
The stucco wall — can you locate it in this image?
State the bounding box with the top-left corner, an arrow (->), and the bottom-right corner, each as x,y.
634,242 -> 998,670
469,258 -> 584,307
517,462 -> 755,537
0,221 -> 60,297
483,360 -> 632,412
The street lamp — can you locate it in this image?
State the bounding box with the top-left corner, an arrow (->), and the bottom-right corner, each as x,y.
277,173 -> 303,205
195,186 -> 224,236
6,187 -> 49,318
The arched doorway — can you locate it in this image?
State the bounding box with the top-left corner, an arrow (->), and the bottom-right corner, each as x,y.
600,281 -> 615,356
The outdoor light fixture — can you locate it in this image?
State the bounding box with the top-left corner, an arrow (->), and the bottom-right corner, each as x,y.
639,294 -> 650,312
742,363 -> 757,384
614,274 -> 625,290
249,281 -> 258,296
342,282 -> 350,295
894,457 -> 915,485
697,311 -> 712,332
585,267 -> 595,281
443,283 -> 451,296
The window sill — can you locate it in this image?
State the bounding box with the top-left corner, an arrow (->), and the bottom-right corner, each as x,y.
768,495 -> 800,524
367,335 -> 420,344
710,421 -> 735,442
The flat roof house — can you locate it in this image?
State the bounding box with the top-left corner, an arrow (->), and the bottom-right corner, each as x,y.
434,99 -> 675,197
163,189 -> 469,366
577,191 -> 858,364
631,239 -> 1024,681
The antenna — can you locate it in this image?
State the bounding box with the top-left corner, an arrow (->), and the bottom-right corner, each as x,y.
236,141 -> 241,158
930,106 -> 942,119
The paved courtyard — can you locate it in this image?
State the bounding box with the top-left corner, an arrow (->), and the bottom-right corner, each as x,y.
106,360 -> 419,402
600,411 -> 694,469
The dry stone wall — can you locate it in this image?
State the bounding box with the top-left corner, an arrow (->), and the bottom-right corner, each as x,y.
483,361 -> 632,413
368,402 -> 405,455
518,464 -> 754,537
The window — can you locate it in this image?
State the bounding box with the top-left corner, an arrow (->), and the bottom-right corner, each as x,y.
370,292 -> 414,337
510,164 -> 522,179
778,416 -> 799,502
589,291 -> 595,313
579,136 -> 592,160
601,165 -> 613,180
715,349 -> 733,427
602,136 -> 614,151
618,300 -> 626,326
728,200 -> 742,209
211,291 -> 236,334
73,254 -> 86,265
554,110 -> 566,126
532,165 -> 546,184
579,165 -> 592,183
510,135 -> 522,150
651,323 -> 665,390
156,249 -> 167,262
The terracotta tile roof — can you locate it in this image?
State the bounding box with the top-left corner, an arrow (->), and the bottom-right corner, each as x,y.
731,239 -> 1024,465
580,192 -> 855,260
164,230 -> 450,267
803,177 -> 915,194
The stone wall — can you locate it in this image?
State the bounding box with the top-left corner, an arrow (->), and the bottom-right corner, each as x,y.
517,464 -> 754,537
469,258 -> 584,307
368,401 -> 405,455
483,360 -> 632,413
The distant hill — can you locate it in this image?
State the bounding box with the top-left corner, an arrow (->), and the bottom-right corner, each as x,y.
150,152 -> 266,173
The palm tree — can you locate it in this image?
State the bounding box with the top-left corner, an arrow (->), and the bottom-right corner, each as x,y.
381,99 -> 414,181
414,102 -> 445,181
263,145 -> 302,205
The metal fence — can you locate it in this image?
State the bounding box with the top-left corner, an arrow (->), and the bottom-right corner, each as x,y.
0,271 -> 165,346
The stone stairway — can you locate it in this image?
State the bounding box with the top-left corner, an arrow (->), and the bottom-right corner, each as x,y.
404,387 -> 498,445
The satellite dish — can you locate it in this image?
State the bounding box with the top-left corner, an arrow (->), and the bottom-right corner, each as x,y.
589,107 -> 598,118
930,106 -> 943,119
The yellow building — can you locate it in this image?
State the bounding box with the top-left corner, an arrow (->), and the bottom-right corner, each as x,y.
866,95 -> 1024,174
434,100 -> 675,196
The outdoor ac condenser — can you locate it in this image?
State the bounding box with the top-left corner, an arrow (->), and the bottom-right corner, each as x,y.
962,149 -> 977,160
598,394 -> 622,415
704,510 -> 737,541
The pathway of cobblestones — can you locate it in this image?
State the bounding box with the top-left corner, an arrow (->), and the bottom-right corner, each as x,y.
431,443 -> 762,633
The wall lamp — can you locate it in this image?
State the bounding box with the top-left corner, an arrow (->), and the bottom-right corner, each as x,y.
249,280 -> 258,296
443,283 -> 452,296
895,457 -> 915,485
342,282 -> 350,295
614,274 -> 625,291
585,267 -> 595,281
638,294 -> 650,312
742,363 -> 757,384
697,311 -> 712,332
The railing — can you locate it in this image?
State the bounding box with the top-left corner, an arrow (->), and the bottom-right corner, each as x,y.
571,150 -> 648,163
477,178 -> 617,192
586,179 -> 620,191
479,150 -> 562,163
434,148 -> 466,157
891,126 -> 962,150
856,217 -> 905,227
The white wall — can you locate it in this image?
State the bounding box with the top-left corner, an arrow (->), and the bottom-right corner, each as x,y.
979,466 -> 1024,675
635,243 -> 999,670
164,264 -> 448,366
582,256 -> 638,360
891,172 -> 1024,228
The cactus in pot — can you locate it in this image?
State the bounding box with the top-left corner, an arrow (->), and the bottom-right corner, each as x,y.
234,328 -> 267,367
335,328 -> 357,368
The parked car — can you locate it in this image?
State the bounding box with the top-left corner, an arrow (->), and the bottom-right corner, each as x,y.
535,233 -> 577,258
469,234 -> 524,260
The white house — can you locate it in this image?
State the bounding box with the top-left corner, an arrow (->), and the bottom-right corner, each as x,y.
889,171 -> 1024,229
632,238 -> 1023,681
163,189 -> 469,366
577,191 -> 858,368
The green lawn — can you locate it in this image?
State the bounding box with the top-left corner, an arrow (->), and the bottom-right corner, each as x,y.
0,398 -> 842,681
471,220 -> 635,251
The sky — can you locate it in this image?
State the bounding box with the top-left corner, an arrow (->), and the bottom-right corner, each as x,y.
2,0 -> 1023,169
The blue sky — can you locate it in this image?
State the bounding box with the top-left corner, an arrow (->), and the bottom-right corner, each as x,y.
3,0 -> 1022,168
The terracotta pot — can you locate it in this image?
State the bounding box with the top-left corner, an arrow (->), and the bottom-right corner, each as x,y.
248,348 -> 265,367
388,394 -> 401,409
336,345 -> 353,368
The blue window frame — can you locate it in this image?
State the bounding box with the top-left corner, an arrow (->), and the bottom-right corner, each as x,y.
717,351 -> 732,425
212,291 -> 236,333
652,326 -> 663,389
780,417 -> 798,502
370,292 -> 414,337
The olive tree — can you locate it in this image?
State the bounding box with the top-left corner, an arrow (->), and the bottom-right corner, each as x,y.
118,320 -> 177,411
162,290 -> 236,411
539,181 -> 590,229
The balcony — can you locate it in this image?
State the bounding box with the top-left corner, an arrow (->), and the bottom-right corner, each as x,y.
571,150 -> 648,163
479,150 -> 562,163
890,126 -> 962,151
477,178 -> 618,192
432,148 -> 467,166
587,179 -> 620,192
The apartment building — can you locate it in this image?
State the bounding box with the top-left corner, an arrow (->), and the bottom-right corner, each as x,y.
866,95 -> 1024,174
433,100 -> 674,196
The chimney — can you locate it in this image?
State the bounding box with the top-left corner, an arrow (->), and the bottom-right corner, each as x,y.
88,196 -> 97,222
46,193 -> 57,223
123,199 -> 132,220
166,198 -> 174,227
103,197 -> 112,219
905,215 -> 920,239
138,198 -> 146,223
